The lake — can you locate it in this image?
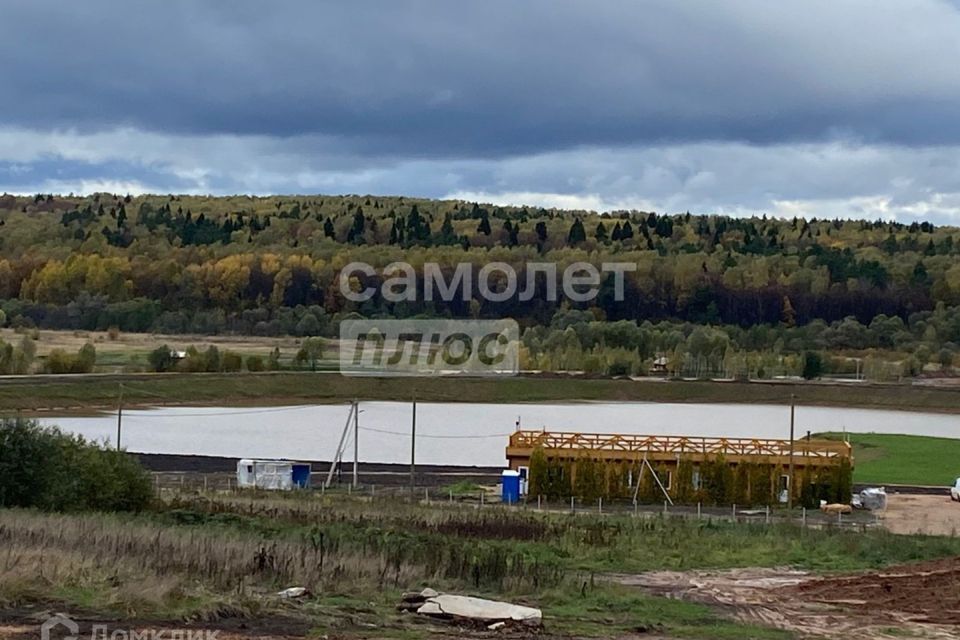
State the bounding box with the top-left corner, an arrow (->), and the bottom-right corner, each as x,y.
39,401 -> 960,467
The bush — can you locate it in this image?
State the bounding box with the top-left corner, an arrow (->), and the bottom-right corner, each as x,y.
0,418 -> 153,512
246,354 -> 265,372
221,350 -> 243,372
802,351 -> 823,379
43,343 -> 96,374
148,344 -> 176,372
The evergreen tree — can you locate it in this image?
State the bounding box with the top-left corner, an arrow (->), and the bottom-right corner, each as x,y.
347,209 -> 366,244
567,218 -> 586,245
595,221 -> 608,243
535,220 -> 548,244
477,212 -> 491,235
438,212 -> 456,244
611,221 -> 623,241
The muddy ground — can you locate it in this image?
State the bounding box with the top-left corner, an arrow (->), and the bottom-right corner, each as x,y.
624,557 -> 960,639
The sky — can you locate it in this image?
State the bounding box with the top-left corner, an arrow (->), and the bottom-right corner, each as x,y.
2,1 -> 960,222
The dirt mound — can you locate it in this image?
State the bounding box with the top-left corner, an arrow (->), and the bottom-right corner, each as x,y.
791,556 -> 960,626
622,561 -> 960,638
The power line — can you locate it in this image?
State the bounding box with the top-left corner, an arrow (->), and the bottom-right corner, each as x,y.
120,405 -> 323,418
359,425 -> 511,439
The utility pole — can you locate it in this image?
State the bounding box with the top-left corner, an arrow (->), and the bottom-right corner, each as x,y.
352,400 -> 359,488
324,402 -> 355,489
116,383 -> 124,450
410,395 -> 417,494
788,394 -> 796,509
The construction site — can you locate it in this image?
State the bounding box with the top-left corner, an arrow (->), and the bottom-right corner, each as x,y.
506,429 -> 854,506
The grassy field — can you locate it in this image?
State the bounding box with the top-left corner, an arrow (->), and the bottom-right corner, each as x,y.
4,371 -> 960,416
822,432 -> 960,486
6,493 -> 960,639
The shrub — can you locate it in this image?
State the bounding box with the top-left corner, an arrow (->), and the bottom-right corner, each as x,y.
148,344 -> 176,372
221,350 -> 243,372
0,418 -> 152,512
802,351 -> 823,379
246,354 -> 265,372
43,343 -> 96,374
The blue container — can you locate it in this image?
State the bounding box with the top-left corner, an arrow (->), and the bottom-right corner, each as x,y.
501,470 -> 520,504
291,463 -> 312,489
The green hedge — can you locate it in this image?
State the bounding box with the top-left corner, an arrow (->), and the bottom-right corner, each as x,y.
527,447 -> 853,506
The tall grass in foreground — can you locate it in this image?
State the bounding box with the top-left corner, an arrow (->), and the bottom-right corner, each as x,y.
3,493 -> 960,631
162,492 -> 960,573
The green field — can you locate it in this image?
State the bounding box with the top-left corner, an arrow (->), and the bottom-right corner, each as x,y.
5,371 -> 960,415
822,432 -> 960,486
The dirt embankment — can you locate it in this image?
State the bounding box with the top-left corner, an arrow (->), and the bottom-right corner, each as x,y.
791,556 -> 960,626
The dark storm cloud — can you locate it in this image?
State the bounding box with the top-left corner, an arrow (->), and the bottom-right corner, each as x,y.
2,1 -> 960,156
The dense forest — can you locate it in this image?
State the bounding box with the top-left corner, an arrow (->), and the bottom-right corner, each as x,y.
1,192 -> 959,378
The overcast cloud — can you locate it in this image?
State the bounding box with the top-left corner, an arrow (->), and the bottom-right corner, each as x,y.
2,1 -> 960,221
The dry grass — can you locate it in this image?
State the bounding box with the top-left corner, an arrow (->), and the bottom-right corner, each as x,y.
0,508 -> 423,618
0,327 -> 310,357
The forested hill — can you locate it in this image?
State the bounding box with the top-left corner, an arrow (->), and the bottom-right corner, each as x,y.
0,193 -> 958,376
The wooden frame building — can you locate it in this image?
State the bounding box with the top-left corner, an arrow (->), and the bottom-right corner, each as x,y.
506,429 -> 853,503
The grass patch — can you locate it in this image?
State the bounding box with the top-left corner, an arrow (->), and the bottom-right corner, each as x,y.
443,480 -> 484,495
821,432 -> 960,486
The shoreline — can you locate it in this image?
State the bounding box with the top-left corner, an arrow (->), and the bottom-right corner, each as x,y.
4,372 -> 960,416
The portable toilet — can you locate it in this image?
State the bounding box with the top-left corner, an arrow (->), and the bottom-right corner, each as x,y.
291,463 -> 312,489
501,470 -> 520,504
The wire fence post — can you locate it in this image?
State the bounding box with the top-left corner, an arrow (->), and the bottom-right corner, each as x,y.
732,503 -> 736,520
598,497 -> 602,514
697,502 -> 701,519
663,500 -> 668,516
570,496 -> 575,513
537,495 -> 542,511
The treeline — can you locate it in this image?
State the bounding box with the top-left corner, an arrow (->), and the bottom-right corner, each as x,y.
2,193 -> 960,356
528,448 -> 852,508
521,306 -> 960,378
146,338 -> 324,373
0,418 -> 152,511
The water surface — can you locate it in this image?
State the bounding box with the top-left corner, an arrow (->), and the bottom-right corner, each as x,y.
40,401 -> 960,467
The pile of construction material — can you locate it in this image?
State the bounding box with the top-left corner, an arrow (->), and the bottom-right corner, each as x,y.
398,588 -> 542,630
